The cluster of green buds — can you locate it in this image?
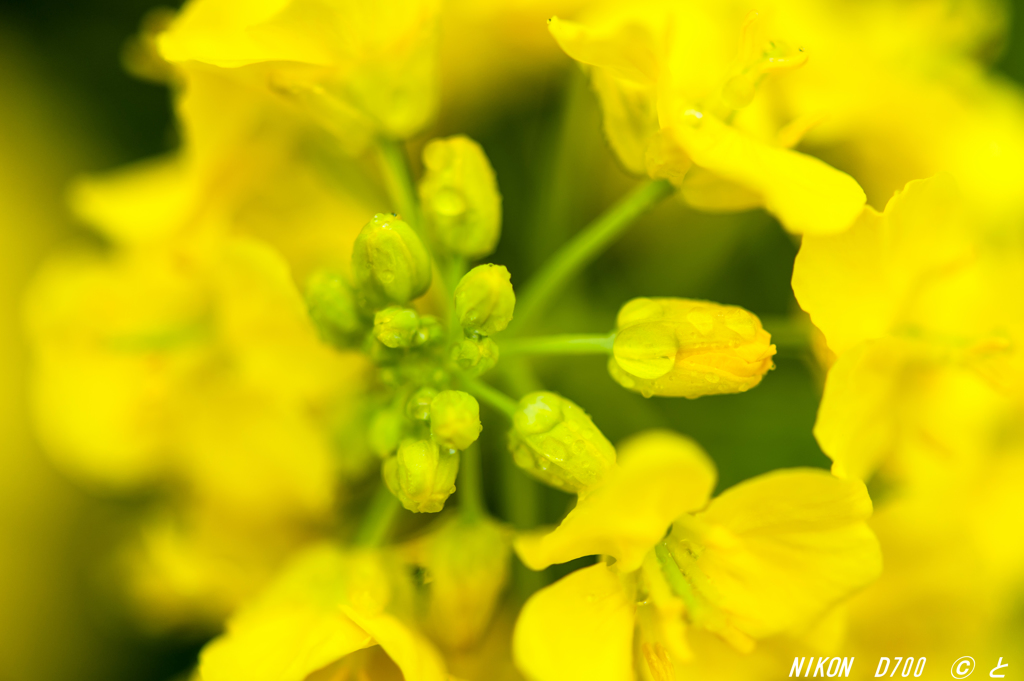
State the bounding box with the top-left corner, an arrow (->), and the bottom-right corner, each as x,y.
301,135 -> 515,515
303,132 -> 778,520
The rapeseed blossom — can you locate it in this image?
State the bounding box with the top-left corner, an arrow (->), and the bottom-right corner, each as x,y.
548,2 -> 867,234
793,173 -> 1024,662
159,0 -> 441,149
793,174 -> 1024,484
513,430 -> 880,680
11,0 -> 1024,678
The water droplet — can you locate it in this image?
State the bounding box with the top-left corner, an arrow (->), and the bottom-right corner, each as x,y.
706,374 -> 720,384
572,440 -> 586,454
641,387 -> 654,398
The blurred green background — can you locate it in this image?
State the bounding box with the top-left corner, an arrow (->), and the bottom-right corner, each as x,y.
1,1 -> 1024,680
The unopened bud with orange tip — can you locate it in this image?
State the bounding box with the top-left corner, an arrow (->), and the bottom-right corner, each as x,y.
508,392 -> 616,493
608,298 -> 776,398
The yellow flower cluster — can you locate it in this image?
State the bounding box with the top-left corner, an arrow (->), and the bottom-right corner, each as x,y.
19,0 -> 1024,678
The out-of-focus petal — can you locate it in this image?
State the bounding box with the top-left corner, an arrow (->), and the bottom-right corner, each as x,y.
513,563 -> 636,681
682,469 -> 881,639
199,544 -> 375,681
670,113 -> 865,235
793,174 -> 969,354
515,430 -> 716,572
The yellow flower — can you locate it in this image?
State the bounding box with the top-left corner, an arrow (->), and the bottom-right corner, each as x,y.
793,174 -> 1024,482
840,449 -> 1024,663
608,297 -> 776,398
548,3 -> 866,235
25,237 -> 370,625
772,0 -> 1024,231
199,543 -> 449,681
513,430 -> 881,680
157,0 -> 440,147
70,63 -> 375,277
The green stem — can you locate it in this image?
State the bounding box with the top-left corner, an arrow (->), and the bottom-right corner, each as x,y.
511,178 -> 674,332
760,315 -> 812,351
500,332 -> 615,357
458,443 -> 485,521
445,256 -> 467,344
506,456 -> 545,603
376,136 -> 422,229
460,375 -> 519,418
353,484 -> 401,547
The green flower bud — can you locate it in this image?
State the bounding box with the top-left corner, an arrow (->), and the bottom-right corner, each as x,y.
429,390 -> 482,450
451,336 -> 499,376
419,136 -> 502,259
608,298 -> 776,398
352,213 -> 432,308
507,391 -> 616,493
368,408 -> 405,458
384,439 -> 459,513
407,387 -> 439,421
454,264 -> 515,337
305,269 -> 364,347
373,306 -> 420,348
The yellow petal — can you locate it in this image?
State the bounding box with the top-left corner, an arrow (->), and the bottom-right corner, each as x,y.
513,563 -> 636,681
158,0 -> 300,67
69,156 -> 194,244
812,338 -> 917,482
669,112 -> 865,235
687,469 -> 881,639
515,430 -> 716,572
214,237 -> 367,402
199,544 -> 375,681
549,16 -> 659,175
23,249 -> 205,489
341,607 -> 448,681
792,174 -> 969,354
548,16 -> 659,85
